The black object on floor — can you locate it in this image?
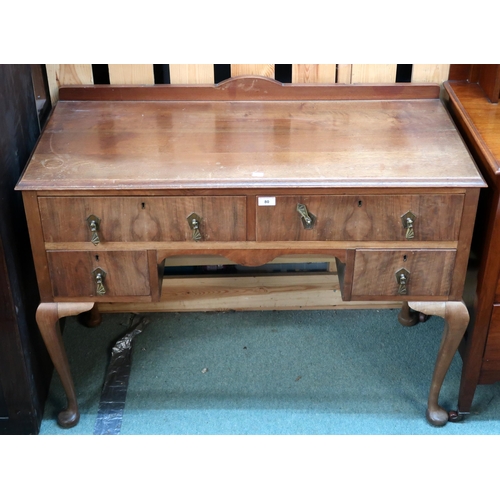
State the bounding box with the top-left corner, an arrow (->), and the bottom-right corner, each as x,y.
93,315 -> 149,435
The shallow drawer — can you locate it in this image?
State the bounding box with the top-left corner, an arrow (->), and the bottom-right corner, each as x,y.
256,194 -> 464,241
351,249 -> 456,298
47,251 -> 151,298
39,196 -> 247,243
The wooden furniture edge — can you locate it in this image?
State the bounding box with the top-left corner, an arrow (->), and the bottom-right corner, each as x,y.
58,77 -> 441,102
444,81 -> 500,184
17,179 -> 485,193
444,77 -> 500,413
449,188 -> 481,299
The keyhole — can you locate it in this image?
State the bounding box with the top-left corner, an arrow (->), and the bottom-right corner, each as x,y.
95,255 -> 99,262
403,255 -> 407,262
141,202 -> 146,209
358,200 -> 362,207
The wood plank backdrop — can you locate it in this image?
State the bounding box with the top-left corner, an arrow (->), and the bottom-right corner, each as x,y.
42,64 -> 450,312
46,64 -> 451,103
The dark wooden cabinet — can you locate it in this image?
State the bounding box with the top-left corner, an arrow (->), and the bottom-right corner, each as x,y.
0,64 -> 52,434
444,64 -> 500,414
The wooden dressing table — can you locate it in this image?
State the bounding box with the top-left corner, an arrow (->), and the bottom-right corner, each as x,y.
16,76 -> 485,428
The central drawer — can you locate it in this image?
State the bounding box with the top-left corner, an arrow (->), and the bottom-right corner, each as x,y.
39,196 -> 247,243
256,194 -> 464,241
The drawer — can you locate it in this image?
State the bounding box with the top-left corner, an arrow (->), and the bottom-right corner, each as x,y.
483,305 -> 500,362
256,194 -> 464,241
39,196 -> 247,243
47,251 -> 152,298
351,249 -> 456,298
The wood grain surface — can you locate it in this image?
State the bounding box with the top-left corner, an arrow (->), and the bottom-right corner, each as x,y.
108,64 -> 155,84
45,64 -> 93,104
351,249 -> 456,298
44,65 -> 452,104
482,306 -> 500,361
169,64 -> 214,84
47,250 -> 150,298
230,64 -> 275,78
292,64 -> 336,83
445,81 -> 500,177
98,273 -> 402,313
412,64 -> 451,83
17,83 -> 482,191
255,194 -> 464,241
39,196 -> 247,242
351,64 -> 397,83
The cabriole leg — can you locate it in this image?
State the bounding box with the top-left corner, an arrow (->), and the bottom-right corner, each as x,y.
408,301 -> 469,427
36,302 -> 94,428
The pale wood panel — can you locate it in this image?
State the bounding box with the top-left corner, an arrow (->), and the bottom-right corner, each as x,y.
292,64 -> 336,83
99,274 -> 402,312
231,64 -> 275,78
337,64 -> 352,83
46,64 -> 93,105
108,64 -> 155,84
169,64 -> 214,84
351,64 -> 397,83
411,64 -> 450,84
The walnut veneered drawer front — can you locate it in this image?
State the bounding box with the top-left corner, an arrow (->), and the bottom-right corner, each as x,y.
39,196 -> 247,243
47,251 -> 152,299
256,194 -> 464,242
351,249 -> 456,299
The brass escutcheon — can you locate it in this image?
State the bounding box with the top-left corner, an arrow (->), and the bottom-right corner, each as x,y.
92,267 -> 107,296
87,215 -> 101,246
395,268 -> 410,295
401,211 -> 415,240
296,203 -> 316,229
186,212 -> 202,241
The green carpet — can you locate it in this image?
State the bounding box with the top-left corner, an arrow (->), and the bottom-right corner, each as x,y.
39,308 -> 500,435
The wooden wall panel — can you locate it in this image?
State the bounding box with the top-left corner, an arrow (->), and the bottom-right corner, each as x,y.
412,64 -> 450,83
231,64 -> 275,78
45,64 -> 454,105
108,64 -> 155,84
337,64 -> 352,84
292,64 -> 336,83
169,64 -> 214,84
46,64 -> 93,105
351,64 -> 397,83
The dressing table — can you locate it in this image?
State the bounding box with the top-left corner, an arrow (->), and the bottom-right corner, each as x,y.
16,76 -> 485,428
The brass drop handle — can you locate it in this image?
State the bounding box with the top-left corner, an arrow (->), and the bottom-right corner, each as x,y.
186,212 -> 202,241
92,267 -> 107,296
87,215 -> 101,246
296,203 -> 316,229
395,268 -> 410,295
401,211 -> 415,240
